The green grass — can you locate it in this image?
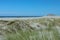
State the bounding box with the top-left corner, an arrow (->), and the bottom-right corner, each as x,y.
0,18 -> 60,40
4,28 -> 60,40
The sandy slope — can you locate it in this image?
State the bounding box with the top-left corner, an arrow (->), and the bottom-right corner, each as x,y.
0,16 -> 60,21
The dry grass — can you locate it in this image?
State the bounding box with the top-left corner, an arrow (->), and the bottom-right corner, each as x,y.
0,18 -> 60,40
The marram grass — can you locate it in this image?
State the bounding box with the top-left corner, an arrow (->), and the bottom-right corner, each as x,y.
0,18 -> 60,40
4,28 -> 60,40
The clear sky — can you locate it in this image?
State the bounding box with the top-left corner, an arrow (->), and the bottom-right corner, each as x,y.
0,0 -> 60,16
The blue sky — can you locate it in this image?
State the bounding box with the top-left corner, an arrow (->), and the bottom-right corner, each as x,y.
0,0 -> 60,16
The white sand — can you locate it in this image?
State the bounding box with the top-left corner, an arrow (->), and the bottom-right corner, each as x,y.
0,16 -> 60,21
